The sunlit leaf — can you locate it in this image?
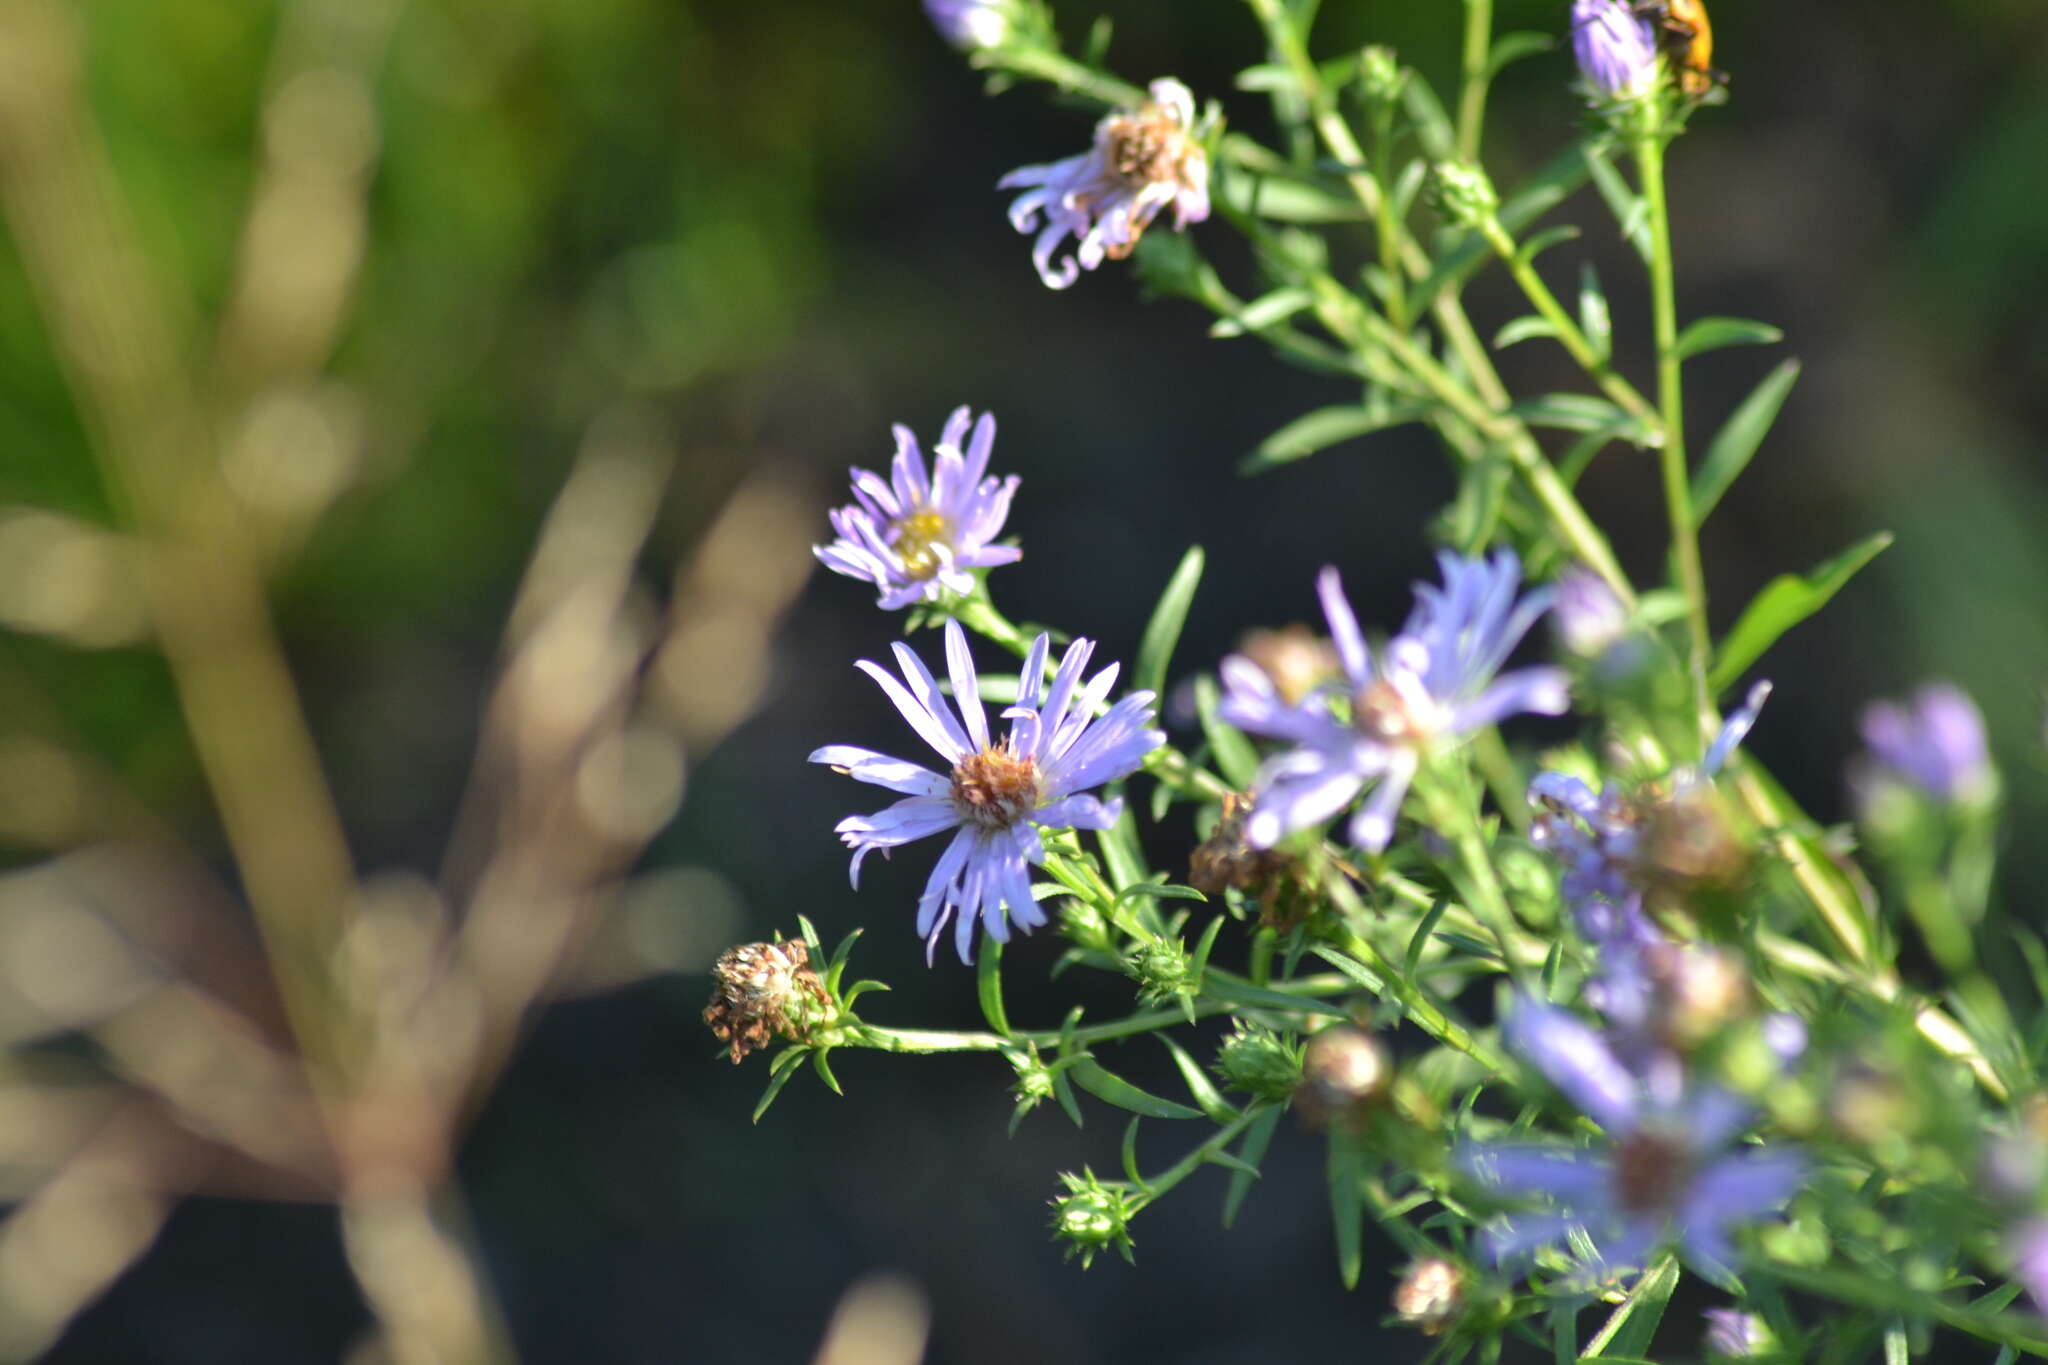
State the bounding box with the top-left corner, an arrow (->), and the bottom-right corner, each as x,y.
1709,531 -> 1893,692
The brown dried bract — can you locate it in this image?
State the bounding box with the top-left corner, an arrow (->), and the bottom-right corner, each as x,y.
703,940 -> 828,1064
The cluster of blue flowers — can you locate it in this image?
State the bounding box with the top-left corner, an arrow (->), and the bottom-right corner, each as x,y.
711,2 -> 2048,1355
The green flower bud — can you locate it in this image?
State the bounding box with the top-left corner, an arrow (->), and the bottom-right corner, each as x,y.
1214,1022 -> 1305,1102
1359,45 -> 1404,105
1124,937 -> 1194,1006
1431,161 -> 1498,229
1048,1169 -> 1138,1267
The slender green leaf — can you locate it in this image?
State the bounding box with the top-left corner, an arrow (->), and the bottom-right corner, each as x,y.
1506,393 -> 1625,432
1515,224 -> 1582,266
1494,315 -> 1560,350
1195,674 -> 1261,789
1052,1068 -> 1086,1128
811,1049 -> 842,1095
1311,943 -> 1385,993
1693,358 -> 1801,522
1070,1057 -> 1205,1119
1578,262 -> 1612,363
1710,531 -> 1893,692
1585,148 -> 1649,261
1487,30 -> 1554,77
977,938 -> 1013,1038
752,1053 -> 807,1123
1328,1127 -> 1369,1289
1122,1116 -> 1145,1185
1580,1255 -> 1679,1359
1400,68 -> 1455,159
1223,1106 -> 1283,1227
1161,1034 -> 1238,1122
1210,287 -> 1315,338
1136,546 -> 1205,702
1557,413 -> 1647,488
1219,174 -> 1365,223
1673,315 -> 1783,362
1205,976 -> 1349,1017
1242,403 -> 1430,472
1097,808 -> 1148,890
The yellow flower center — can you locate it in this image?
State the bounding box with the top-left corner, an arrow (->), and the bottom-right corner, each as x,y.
890,506 -> 952,580
950,745 -> 1042,830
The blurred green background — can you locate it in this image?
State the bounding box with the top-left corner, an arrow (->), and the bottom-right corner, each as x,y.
3,0 -> 2045,1360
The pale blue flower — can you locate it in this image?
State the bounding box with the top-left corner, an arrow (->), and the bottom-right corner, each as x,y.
1000,79 -> 1210,290
1856,682 -> 1993,806
1222,550 -> 1568,853
814,407 -> 1020,610
1702,1308 -> 1770,1359
925,0 -> 1010,49
1458,998 -> 1805,1283
1571,0 -> 1660,101
812,619 -> 1163,963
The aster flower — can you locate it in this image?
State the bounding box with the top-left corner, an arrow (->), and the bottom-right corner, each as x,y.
925,0 -> 1011,49
1458,998 -> 1805,1283
2009,1218 -> 2048,1313
813,407 -> 1020,610
811,619 -> 1164,963
1854,682 -> 1994,807
1221,550 -> 1568,853
1571,0 -> 1660,101
1702,1308 -> 1773,1359
999,78 -> 1210,290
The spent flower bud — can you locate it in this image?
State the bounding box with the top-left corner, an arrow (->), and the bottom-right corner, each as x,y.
703,940 -> 830,1063
1359,46 -> 1404,105
1393,1258 -> 1466,1335
1295,1024 -> 1392,1128
1214,1021 -> 1304,1102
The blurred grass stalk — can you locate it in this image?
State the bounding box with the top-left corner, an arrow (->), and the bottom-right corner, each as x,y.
0,0 -> 812,1358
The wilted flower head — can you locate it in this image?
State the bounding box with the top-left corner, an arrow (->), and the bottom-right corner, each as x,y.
1393,1258 -> 1466,1336
1295,1024 -> 1392,1128
1222,551 -> 1568,852
925,0 -> 1011,49
1571,0 -> 1660,101
1855,682 -> 1994,807
811,619 -> 1163,963
999,78 -> 1211,290
703,940 -> 829,1063
814,407 -> 1020,610
1458,997 -> 1805,1282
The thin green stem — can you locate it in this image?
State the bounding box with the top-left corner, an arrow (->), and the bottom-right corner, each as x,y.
1129,1108 -> 1263,1209
1635,116 -> 1712,718
1477,212 -> 1658,427
1456,0 -> 1494,163
983,46 -> 1145,108
1417,768 -> 1527,987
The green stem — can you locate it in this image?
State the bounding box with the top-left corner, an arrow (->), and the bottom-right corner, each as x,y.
1635,115 -> 1712,718
1456,0 -> 1493,163
1477,212 -> 1658,427
1417,767 -> 1527,987
1130,1109 -> 1262,1209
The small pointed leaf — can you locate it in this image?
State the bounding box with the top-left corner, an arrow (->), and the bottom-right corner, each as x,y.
1242,403 -> 1431,472
1136,546 -> 1205,702
1693,358 -> 1801,523
1673,316 -> 1783,362
1070,1057 -> 1205,1119
1709,531 -> 1893,692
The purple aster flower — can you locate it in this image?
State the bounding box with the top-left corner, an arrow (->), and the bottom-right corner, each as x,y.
1571,0 -> 1660,101
1222,550 -> 1568,854
1855,682 -> 1994,807
814,407 -> 1021,610
1702,1308 -> 1771,1359
1553,567 -> 1629,659
999,78 -> 1210,290
2010,1219 -> 2048,1314
925,0 -> 1011,49
811,619 -> 1164,963
1458,997 -> 1805,1282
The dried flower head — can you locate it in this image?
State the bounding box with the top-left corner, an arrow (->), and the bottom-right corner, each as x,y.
1234,623 -> 1340,708
1295,1024 -> 1392,1128
1188,791 -> 1314,926
703,940 -> 829,1064
1393,1258 -> 1466,1335
999,78 -> 1211,289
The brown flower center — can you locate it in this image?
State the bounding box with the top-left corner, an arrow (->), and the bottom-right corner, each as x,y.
1105,108 -> 1184,187
1611,1130 -> 1693,1214
951,745 -> 1042,829
889,506 -> 952,580
1354,679 -> 1446,746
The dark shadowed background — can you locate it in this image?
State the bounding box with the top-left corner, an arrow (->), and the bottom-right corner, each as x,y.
8,0 -> 2048,1360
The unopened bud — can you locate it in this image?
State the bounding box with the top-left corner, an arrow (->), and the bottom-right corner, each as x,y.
1214,1022 -> 1304,1102
1359,46 -> 1404,105
1702,1308 -> 1773,1359
1295,1024 -> 1392,1128
1393,1258 -> 1466,1335
1432,161 -> 1498,229
703,940 -> 829,1063
1124,937 -> 1195,1005
1049,1170 -> 1138,1267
